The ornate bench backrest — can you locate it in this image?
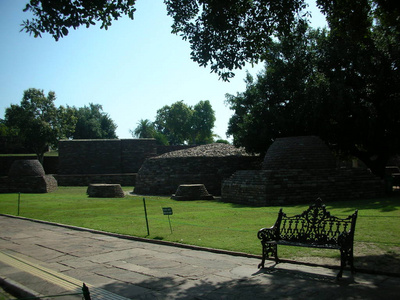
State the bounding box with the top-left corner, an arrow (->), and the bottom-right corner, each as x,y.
277,198 -> 358,245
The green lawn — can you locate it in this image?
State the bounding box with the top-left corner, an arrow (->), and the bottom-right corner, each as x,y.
1,187 -> 399,268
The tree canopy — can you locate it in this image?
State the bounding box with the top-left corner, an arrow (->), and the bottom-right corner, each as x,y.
131,100 -> 216,145
154,100 -> 215,145
2,90 -> 118,161
21,0 -> 136,40
3,88 -> 77,163
22,0 -> 308,80
73,103 -> 118,139
226,4 -> 400,177
20,1 -> 400,80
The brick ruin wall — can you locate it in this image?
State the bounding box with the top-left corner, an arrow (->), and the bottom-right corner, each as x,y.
56,139 -> 157,186
134,156 -> 262,196
58,139 -> 157,174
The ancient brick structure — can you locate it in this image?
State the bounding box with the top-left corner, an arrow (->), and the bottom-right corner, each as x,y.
1,160 -> 57,193
58,139 -> 157,174
222,136 -> 384,206
134,143 -> 262,196
57,139 -> 157,186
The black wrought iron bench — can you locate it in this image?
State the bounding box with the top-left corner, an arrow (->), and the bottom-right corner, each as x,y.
257,198 -> 358,278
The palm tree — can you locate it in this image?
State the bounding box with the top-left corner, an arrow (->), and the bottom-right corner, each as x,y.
130,119 -> 155,138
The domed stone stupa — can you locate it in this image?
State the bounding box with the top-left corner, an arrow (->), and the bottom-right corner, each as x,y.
5,160 -> 57,193
222,136 -> 384,206
262,136 -> 336,170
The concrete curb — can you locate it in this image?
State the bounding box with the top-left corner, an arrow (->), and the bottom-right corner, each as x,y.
0,275 -> 45,299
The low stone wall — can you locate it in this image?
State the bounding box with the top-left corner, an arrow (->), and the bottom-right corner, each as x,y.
221,168 -> 385,206
135,156 -> 262,196
55,174 -> 136,186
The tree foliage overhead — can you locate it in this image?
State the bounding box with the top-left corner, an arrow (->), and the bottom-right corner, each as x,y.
165,0 -> 306,80
21,0 -> 136,40
21,0 -> 307,80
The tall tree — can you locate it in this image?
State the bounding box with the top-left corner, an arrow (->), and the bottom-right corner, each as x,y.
130,119 -> 155,138
4,88 -> 76,163
130,119 -> 169,145
154,100 -> 216,145
191,100 -> 216,144
226,20 -> 326,153
73,103 -> 118,139
227,8 -> 400,177
154,101 -> 193,145
315,0 -> 400,176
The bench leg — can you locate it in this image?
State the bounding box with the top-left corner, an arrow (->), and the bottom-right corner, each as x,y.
258,243 -> 278,269
338,247 -> 355,279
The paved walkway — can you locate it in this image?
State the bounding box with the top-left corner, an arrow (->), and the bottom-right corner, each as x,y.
0,215 -> 399,299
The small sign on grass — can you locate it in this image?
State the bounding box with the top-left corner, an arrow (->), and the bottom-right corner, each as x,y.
162,207 -> 173,233
162,207 -> 173,215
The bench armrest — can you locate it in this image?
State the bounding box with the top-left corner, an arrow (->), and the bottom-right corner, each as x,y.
257,226 -> 278,242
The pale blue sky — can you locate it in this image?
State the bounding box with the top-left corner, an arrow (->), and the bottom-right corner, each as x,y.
0,0 -> 326,140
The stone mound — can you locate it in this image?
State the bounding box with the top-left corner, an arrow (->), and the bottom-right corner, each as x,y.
171,184 -> 214,200
134,144 -> 262,196
8,160 -> 46,177
155,143 -> 252,158
262,136 -> 336,170
87,184 -> 125,198
3,159 -> 57,193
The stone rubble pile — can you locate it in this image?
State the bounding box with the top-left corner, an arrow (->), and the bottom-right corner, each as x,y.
155,143 -> 253,158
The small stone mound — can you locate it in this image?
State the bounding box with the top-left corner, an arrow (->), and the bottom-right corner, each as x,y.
87,184 -> 125,198
8,160 -> 45,177
155,143 -> 252,158
3,160 -> 57,193
171,184 -> 214,200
